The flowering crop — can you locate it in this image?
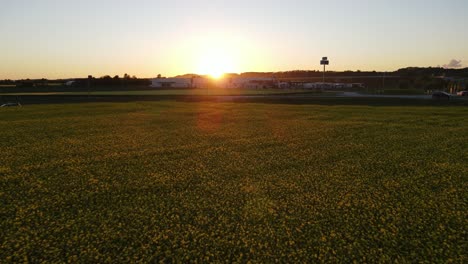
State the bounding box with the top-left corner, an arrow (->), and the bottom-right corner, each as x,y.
1,102 -> 466,262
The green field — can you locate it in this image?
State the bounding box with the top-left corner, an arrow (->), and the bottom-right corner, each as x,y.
1,102 -> 466,262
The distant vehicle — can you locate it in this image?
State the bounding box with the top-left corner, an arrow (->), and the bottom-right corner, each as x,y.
432,91 -> 451,100
457,91 -> 468,96
1,102 -> 22,107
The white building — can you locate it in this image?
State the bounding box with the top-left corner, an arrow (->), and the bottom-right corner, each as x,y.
229,77 -> 276,89
150,78 -> 192,88
150,76 -> 277,89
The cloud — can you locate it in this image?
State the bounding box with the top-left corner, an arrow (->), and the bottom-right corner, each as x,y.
443,59 -> 463,69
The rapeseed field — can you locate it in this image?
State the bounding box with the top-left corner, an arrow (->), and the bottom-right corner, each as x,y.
1,102 -> 466,262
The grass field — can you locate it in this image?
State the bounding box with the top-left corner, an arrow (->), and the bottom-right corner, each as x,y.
1,102 -> 466,262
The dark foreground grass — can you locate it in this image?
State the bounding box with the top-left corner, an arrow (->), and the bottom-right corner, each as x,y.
1,102 -> 467,262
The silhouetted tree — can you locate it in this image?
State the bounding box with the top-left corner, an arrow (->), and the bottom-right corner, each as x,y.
399,80 -> 410,89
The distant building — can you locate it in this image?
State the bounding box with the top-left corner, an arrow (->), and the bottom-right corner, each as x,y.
230,77 -> 276,89
282,82 -> 363,90
150,76 -> 277,89
150,78 -> 192,88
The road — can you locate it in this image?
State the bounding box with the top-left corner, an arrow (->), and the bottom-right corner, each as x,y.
1,92 -> 466,106
340,92 -> 432,99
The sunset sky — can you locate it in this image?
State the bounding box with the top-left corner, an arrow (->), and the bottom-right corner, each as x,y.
1,0 -> 467,79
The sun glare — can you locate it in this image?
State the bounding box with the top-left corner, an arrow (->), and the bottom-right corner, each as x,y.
197,47 -> 238,79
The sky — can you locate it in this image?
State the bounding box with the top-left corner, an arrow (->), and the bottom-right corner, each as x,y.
1,0 -> 468,79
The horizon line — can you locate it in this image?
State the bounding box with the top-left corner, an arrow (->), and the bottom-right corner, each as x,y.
3,66 -> 468,81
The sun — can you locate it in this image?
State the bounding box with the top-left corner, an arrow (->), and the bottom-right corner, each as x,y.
197,47 -> 237,79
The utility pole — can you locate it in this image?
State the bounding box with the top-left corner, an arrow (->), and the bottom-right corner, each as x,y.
323,65 -> 325,83
320,57 -> 329,84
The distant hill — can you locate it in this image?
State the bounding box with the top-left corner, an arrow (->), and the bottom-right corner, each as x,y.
172,74 -> 199,78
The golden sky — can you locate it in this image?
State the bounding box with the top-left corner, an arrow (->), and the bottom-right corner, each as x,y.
1,0 -> 467,79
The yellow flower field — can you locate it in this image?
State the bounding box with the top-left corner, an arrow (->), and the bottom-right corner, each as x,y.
1,102 -> 466,262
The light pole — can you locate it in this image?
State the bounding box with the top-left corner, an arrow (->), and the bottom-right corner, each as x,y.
320,57 -> 329,84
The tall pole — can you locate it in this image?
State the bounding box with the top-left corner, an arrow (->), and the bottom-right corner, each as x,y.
320,57 -> 329,85
323,64 -> 326,83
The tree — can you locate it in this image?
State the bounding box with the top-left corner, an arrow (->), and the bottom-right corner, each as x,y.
399,80 -> 410,89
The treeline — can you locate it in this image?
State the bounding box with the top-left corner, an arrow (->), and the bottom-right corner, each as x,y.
0,74 -> 150,87
396,67 -> 468,78
395,67 -> 467,91
238,70 -> 398,78
70,75 -> 150,87
0,78 -> 63,87
236,67 -> 468,79
0,75 -> 151,93
2,67 -> 467,92
232,68 -> 467,90
0,79 -> 15,85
